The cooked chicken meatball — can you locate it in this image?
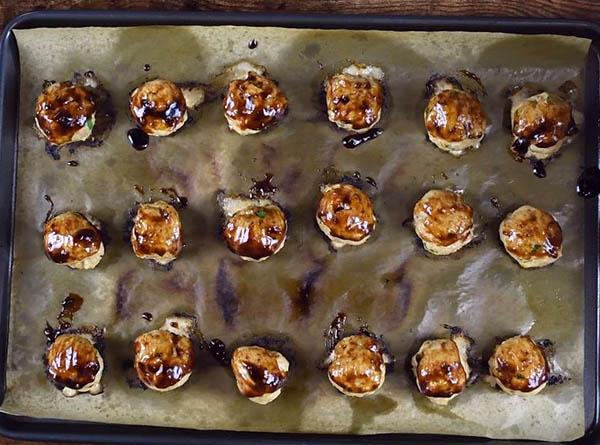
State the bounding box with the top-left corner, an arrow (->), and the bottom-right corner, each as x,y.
43,211 -> 104,269
129,79 -> 188,136
231,346 -> 289,404
488,335 -> 549,395
413,189 -> 474,255
35,81 -> 96,146
424,75 -> 487,156
325,64 -> 384,133
133,316 -> 195,392
510,88 -> 577,160
326,335 -> 388,397
411,333 -> 471,405
130,200 -> 183,265
221,195 -> 287,261
45,333 -> 104,397
223,64 -> 288,135
316,183 -> 377,249
499,205 -> 562,268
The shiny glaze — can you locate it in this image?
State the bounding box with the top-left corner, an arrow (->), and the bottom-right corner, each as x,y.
208,338 -> 229,366
127,128 -> 150,151
342,127 -> 383,149
130,200 -> 183,260
512,92 -> 576,148
328,335 -> 385,394
142,312 -> 153,322
325,73 -> 384,132
231,346 -> 288,398
530,159 -> 547,178
46,334 -> 101,389
424,89 -> 486,143
413,190 -> 473,247
224,72 -> 288,132
134,329 -> 194,390
223,204 -> 287,260
58,293 -> 83,328
577,167 -> 600,198
129,79 -> 187,135
414,339 -> 467,398
35,81 -> 96,146
43,212 -> 102,264
317,184 -> 376,242
489,335 -> 549,392
249,173 -> 279,199
500,205 -> 562,261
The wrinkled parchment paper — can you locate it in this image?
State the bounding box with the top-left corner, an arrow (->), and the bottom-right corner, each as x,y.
3,26 -> 589,441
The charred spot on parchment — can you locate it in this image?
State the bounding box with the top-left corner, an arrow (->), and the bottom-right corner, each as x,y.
291,260 -> 326,319
379,261 -> 413,326
215,259 -> 239,325
116,270 -> 136,320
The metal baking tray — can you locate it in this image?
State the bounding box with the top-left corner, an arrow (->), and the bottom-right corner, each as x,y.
0,10 -> 599,445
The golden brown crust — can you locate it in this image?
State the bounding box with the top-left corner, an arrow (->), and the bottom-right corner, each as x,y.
46,334 -> 101,390
499,205 -> 562,265
425,89 -> 486,143
327,335 -> 385,395
325,73 -> 384,132
129,79 -> 187,136
512,93 -> 575,149
413,190 -> 473,248
134,330 -> 194,390
223,205 -> 287,260
130,201 -> 183,262
489,335 -> 549,393
317,184 -> 376,243
413,339 -> 467,398
224,72 -> 288,133
231,346 -> 288,398
43,212 -> 102,264
35,82 -> 96,146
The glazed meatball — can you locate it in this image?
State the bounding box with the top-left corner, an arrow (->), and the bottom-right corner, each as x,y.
130,201 -> 183,265
316,183 -> 377,249
413,189 -> 474,255
488,335 -> 549,395
231,346 -> 289,404
43,211 -> 104,269
325,64 -> 384,133
499,205 -> 562,268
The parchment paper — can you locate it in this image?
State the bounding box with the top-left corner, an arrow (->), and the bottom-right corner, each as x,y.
2,26 -> 589,441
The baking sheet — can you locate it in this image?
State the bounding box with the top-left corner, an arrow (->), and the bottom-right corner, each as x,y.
2,25 -> 589,441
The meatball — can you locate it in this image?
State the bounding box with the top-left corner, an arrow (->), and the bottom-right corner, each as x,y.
35,81 -> 96,146
424,75 -> 487,156
221,196 -> 287,261
413,189 -> 474,255
488,335 -> 549,395
325,64 -> 385,133
130,200 -> 183,265
231,346 -> 289,404
499,205 -> 562,268
43,211 -> 104,269
316,183 -> 377,249
45,333 -> 104,397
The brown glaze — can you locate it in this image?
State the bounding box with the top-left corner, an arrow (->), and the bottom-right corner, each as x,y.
500,206 -> 563,261
43,212 -> 102,264
425,89 -> 486,143
489,335 -> 549,392
58,293 -> 83,328
512,93 -> 576,148
325,73 -> 384,132
129,79 -> 187,135
328,335 -> 385,394
134,329 -> 194,390
317,184 -> 376,242
223,204 -> 287,260
46,334 -> 101,389
35,82 -> 96,146
224,72 -> 288,132
413,190 -> 473,247
414,339 -> 467,398
130,201 -> 183,261
231,346 -> 288,398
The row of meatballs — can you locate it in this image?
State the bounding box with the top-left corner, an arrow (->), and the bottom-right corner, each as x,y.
45,311 -> 555,404
44,185 -> 564,270
34,61 -> 577,163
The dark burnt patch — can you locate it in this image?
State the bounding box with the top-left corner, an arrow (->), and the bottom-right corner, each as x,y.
116,270 -> 136,320
215,259 -> 239,325
292,260 -> 326,319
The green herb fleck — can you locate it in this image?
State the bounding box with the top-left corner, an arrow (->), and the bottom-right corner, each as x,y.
256,209 -> 267,218
515,373 -> 525,379
85,118 -> 94,130
531,244 -> 542,253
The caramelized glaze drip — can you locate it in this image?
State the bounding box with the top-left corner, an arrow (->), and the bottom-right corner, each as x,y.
58,293 -> 83,329
342,127 -> 383,149
577,167 -> 600,198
